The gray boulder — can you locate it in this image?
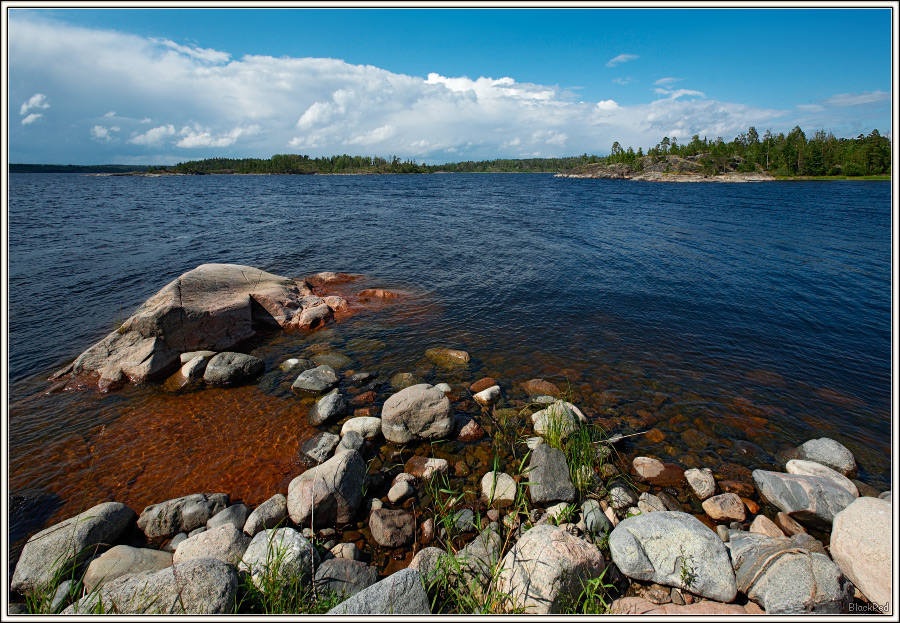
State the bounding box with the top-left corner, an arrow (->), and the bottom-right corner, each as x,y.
370,509 -> 415,548
287,450 -> 366,528
66,558 -> 238,614
171,355 -> 209,387
582,499 -> 612,534
496,524 -> 606,614
381,384 -> 453,443
308,390 -> 348,426
313,558 -> 379,599
172,523 -> 250,566
830,497 -> 892,613
785,459 -> 858,497
684,468 -> 717,500
207,504 -> 249,531
49,579 -> 73,614
454,526 -> 502,597
609,511 -> 736,602
243,494 -> 288,537
528,445 -> 576,504
340,417 -> 382,440
82,545 -> 173,593
238,527 -> 319,591
291,365 -> 339,395
781,438 -> 857,476
301,432 -> 341,464
161,533 -> 187,553
203,352 -> 264,385
753,470 -> 855,529
730,531 -> 851,613
11,501 -> 136,594
531,401 -> 586,440
481,471 -> 517,508
609,483 -> 638,510
327,568 -> 431,614
409,546 -> 450,585
180,350 -> 217,364
336,430 -> 365,454
137,493 -> 228,540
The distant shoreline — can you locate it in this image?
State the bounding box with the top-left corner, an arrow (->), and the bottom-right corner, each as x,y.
8,167 -> 890,182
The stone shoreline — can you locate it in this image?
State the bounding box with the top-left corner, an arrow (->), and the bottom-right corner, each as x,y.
8,264 -> 893,615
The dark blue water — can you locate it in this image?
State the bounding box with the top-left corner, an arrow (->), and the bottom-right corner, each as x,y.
7,173 -> 893,490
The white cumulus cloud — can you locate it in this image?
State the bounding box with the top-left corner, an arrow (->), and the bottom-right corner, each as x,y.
21,113 -> 43,125
653,77 -> 682,86
129,124 -> 176,146
344,124 -> 397,146
91,125 -> 120,141
176,124 -> 261,148
13,15 -> 875,164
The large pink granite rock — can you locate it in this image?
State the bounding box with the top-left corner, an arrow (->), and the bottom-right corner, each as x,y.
67,264 -> 334,385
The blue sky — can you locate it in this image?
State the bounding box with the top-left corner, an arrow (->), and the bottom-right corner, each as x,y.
7,7 -> 893,165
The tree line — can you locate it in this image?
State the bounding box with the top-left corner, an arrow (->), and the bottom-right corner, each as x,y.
166,154 -> 598,175
10,125 -> 889,177
606,126 -> 890,177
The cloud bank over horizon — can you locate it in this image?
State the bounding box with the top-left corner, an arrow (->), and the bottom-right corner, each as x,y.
8,16 -> 890,165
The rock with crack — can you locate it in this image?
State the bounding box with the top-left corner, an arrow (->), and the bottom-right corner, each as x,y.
287,450 -> 367,529
730,530 -> 852,613
64,264 -> 340,387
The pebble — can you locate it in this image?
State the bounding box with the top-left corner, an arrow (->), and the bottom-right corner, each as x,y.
716,525 -> 730,542
774,512 -> 806,536
388,481 -> 414,504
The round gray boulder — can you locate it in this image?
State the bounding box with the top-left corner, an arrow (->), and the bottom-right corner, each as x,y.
609,511 -> 737,603
380,384 -> 453,443
203,352 -> 265,385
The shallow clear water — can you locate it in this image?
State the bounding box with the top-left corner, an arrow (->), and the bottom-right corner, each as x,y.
7,173 -> 892,540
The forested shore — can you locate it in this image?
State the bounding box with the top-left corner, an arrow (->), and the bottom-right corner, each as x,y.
10,126 -> 890,178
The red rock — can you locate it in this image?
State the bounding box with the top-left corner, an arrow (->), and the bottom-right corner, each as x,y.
404,456 -> 450,479
718,480 -> 756,497
741,497 -> 759,515
750,515 -> 785,538
358,288 -> 400,299
521,378 -> 560,397
702,493 -> 747,522
306,272 -> 358,287
454,461 -> 470,477
645,428 -> 666,443
636,410 -> 659,426
351,391 -> 376,406
458,418 -> 485,442
631,457 -> 686,486
470,377 -> 498,393
323,295 -> 348,312
610,597 -> 765,615
716,462 -> 754,483
775,511 -> 807,536
353,407 -> 377,418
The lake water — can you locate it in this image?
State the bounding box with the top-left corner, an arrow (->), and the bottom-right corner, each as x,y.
6,173 -> 893,554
